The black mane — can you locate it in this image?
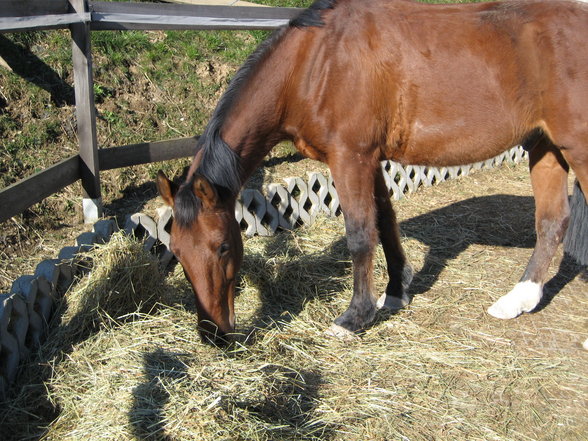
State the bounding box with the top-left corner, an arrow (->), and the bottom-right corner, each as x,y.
194,26 -> 291,192
290,0 -> 338,28
175,28 -> 289,227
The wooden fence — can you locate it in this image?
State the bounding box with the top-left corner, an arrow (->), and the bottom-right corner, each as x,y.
0,0 -> 302,223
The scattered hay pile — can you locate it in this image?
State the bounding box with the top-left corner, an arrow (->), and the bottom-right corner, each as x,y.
57,232 -> 165,342
1,164 -> 587,440
0,233 -> 165,439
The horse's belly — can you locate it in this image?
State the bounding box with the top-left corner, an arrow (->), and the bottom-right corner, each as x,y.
387,116 -> 522,167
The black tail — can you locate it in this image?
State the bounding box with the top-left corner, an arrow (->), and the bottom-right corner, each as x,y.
563,180 -> 588,266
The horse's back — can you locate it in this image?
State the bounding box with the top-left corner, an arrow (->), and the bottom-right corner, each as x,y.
284,0 -> 588,166
530,1 -> 588,147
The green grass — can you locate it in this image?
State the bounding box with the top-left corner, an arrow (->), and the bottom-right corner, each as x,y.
0,0 -> 495,234
0,9 -> 275,217
0,0 -> 491,204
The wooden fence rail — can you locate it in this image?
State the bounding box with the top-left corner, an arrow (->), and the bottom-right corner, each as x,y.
90,1 -> 300,30
0,137 -> 202,223
0,0 -> 302,223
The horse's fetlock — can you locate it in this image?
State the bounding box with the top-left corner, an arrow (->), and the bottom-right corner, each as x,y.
402,263 -> 414,291
335,300 -> 377,332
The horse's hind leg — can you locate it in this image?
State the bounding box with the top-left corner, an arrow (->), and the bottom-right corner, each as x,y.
373,166 -> 414,310
488,141 -> 570,319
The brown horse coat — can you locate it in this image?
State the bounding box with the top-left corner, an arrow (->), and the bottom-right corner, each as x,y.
158,0 -> 588,341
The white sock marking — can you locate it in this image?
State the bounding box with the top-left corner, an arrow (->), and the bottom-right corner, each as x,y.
487,281 -> 543,319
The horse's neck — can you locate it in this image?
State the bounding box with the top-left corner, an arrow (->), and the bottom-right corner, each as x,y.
219,34 -> 294,182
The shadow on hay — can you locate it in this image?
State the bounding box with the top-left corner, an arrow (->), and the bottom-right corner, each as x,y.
234,367 -> 330,440
0,241 -> 165,441
239,231 -> 351,337
238,194 -> 584,333
129,349 -> 330,440
397,194 -> 585,308
130,349 -> 188,441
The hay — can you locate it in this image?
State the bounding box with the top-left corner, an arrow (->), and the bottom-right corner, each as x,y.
1,164 -> 587,441
0,233 -> 165,440
56,232 -> 165,343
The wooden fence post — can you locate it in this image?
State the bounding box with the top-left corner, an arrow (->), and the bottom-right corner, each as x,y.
69,0 -> 102,222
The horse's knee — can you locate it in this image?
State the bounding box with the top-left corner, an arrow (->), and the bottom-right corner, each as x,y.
345,220 -> 377,259
533,182 -> 570,245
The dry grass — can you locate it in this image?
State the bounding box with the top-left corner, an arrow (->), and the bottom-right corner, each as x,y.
1,163 -> 587,441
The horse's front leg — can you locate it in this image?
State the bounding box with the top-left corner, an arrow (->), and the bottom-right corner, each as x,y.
488,141 -> 570,319
326,156 -> 381,336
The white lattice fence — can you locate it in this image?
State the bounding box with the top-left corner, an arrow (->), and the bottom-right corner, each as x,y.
0,146 -> 527,396
234,146 -> 527,237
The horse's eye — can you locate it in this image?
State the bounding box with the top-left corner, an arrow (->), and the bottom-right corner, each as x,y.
218,243 -> 230,257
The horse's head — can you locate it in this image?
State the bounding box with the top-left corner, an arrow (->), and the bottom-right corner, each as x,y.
156,170 -> 243,344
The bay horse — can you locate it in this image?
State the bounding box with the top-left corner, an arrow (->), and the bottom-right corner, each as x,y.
157,0 -> 588,341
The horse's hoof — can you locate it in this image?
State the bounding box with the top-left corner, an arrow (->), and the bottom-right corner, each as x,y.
487,301 -> 520,320
487,281 -> 543,319
325,323 -> 357,340
376,292 -> 411,310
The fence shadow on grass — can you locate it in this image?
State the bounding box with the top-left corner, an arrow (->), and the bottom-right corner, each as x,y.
104,181 -> 159,224
0,35 -> 75,106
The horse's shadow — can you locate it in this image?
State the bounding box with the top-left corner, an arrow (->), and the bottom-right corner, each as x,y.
130,349 -> 188,441
239,231 -> 351,337
400,194 -> 537,296
243,194 -> 584,333
129,350 -> 329,440
398,194 -> 584,307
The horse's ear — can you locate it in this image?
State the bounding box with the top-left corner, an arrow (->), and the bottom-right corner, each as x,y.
156,170 -> 177,207
193,174 -> 218,209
